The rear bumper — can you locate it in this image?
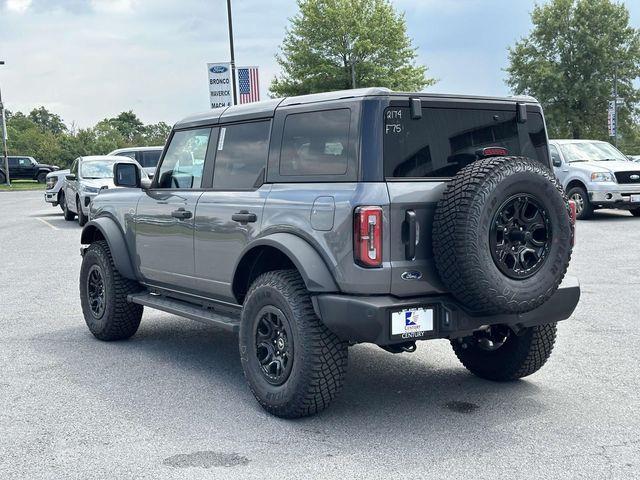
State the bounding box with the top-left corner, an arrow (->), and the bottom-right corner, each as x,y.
313,276 -> 580,346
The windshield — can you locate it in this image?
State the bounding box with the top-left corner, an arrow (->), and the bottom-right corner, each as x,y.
81,160 -> 115,179
559,142 -> 629,163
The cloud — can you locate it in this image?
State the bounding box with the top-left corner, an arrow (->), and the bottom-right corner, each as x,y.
90,0 -> 136,14
5,0 -> 32,13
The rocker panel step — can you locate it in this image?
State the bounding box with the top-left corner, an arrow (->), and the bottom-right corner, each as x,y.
128,292 -> 240,332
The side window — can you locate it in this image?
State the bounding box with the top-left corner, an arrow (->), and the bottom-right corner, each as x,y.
213,121 -> 270,190
549,145 -> 562,165
115,151 -> 136,159
18,157 -> 32,167
156,128 -> 211,189
8,158 -> 18,167
70,159 -> 79,176
140,150 -> 162,168
279,109 -> 350,176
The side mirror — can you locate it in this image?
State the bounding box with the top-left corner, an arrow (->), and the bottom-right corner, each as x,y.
65,174 -> 76,181
114,162 -> 146,189
552,158 -> 562,168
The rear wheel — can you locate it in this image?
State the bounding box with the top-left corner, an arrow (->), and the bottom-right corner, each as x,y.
630,208 -> 640,217
239,270 -> 348,418
566,185 -> 593,220
80,240 -> 143,340
0,171 -> 5,184
451,323 -> 557,381
77,197 -> 87,226
62,192 -> 75,221
58,191 -> 65,211
37,172 -> 47,183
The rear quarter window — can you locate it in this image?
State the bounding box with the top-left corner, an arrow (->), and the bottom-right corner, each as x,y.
279,109 -> 350,176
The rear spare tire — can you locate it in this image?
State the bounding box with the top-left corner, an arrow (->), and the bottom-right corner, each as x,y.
433,156 -> 573,315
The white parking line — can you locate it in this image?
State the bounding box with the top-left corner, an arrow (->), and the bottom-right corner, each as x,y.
36,217 -> 60,231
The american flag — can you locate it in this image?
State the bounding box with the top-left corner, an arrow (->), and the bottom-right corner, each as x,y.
238,66 -> 260,104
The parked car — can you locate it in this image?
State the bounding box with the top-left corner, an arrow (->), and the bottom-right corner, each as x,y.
0,156 -> 59,183
62,155 -> 146,226
79,88 -> 579,418
550,139 -> 640,219
107,146 -> 164,178
44,169 -> 70,210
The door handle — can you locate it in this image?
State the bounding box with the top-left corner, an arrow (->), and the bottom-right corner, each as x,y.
171,208 -> 192,220
232,210 -> 257,224
405,210 -> 417,260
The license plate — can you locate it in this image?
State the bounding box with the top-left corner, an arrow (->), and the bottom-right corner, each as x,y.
631,195 -> 640,203
391,307 -> 434,339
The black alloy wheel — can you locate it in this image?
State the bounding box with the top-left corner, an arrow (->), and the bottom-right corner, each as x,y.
490,194 -> 552,280
254,306 -> 294,385
86,264 -> 106,319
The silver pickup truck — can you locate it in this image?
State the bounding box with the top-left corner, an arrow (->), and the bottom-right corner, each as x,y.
550,139 -> 640,219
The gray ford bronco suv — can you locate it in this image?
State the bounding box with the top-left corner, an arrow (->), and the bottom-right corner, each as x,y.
79,88 -> 580,418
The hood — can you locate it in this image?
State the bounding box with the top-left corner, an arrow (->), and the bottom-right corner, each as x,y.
82,178 -> 115,190
47,169 -> 69,178
570,160 -> 640,174
38,164 -> 60,170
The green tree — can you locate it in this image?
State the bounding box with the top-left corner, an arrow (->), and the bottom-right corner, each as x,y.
143,122 -> 172,145
106,111 -> 145,143
506,0 -> 640,141
28,106 -> 68,135
270,0 -> 434,97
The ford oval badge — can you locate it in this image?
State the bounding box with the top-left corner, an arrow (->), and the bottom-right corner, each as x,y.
630,174 -> 640,181
209,65 -> 228,74
401,270 -> 423,281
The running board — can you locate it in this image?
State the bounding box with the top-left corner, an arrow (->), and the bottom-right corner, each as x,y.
127,292 -> 240,332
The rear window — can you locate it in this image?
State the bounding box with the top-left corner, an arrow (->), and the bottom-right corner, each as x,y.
279,109 -> 350,176
383,107 -> 548,178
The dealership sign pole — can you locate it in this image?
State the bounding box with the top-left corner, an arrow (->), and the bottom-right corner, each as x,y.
0,60 -> 9,186
207,63 -> 234,108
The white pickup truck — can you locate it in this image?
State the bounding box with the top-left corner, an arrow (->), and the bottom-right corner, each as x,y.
550,139 -> 640,219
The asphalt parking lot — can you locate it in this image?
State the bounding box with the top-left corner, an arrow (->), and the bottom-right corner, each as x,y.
1,190 -> 638,479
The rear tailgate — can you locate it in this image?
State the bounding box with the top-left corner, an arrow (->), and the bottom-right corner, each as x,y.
387,181 -> 447,297
382,99 -> 550,297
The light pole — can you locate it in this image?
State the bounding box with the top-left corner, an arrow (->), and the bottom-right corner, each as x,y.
0,60 -> 9,186
226,0 -> 238,105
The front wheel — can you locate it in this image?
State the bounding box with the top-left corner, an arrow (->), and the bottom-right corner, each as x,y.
80,240 -> 143,341
62,192 -> 75,221
239,270 -> 348,418
451,323 -> 557,381
37,172 -> 48,183
566,185 -> 593,220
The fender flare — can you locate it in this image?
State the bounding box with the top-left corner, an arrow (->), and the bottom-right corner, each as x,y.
80,217 -> 137,280
233,233 -> 339,299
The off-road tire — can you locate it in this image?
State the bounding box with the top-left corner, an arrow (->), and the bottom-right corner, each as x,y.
36,172 -> 48,183
630,208 -> 640,217
0,171 -> 5,184
58,191 -> 65,211
80,240 -> 143,341
433,156 -> 573,315
566,185 -> 593,220
451,323 -> 557,381
239,270 -> 348,418
77,197 -> 88,226
62,192 -> 75,220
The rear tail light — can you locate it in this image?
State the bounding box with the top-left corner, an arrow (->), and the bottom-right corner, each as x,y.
476,147 -> 509,157
568,199 -> 577,245
354,206 -> 383,268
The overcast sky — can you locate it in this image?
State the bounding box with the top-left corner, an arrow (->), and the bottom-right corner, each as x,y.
1,0 -> 639,127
